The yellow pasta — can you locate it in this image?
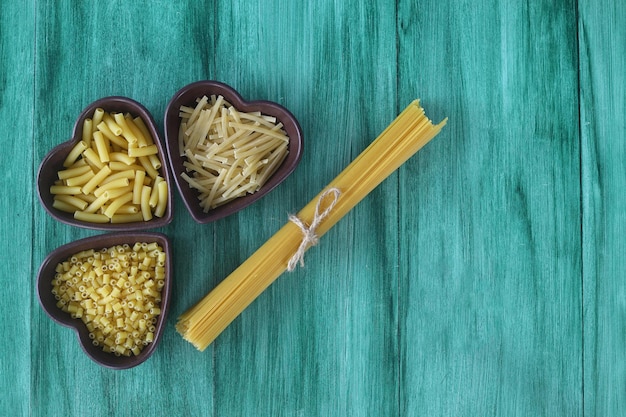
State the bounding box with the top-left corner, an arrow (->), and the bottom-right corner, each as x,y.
147,154 -> 161,170
140,186 -> 153,221
93,178 -> 130,197
84,192 -> 110,213
50,185 -> 82,195
128,144 -> 158,158
109,161 -> 140,171
83,148 -> 105,170
109,152 -> 136,166
97,121 -> 127,149
51,110 -> 169,224
100,169 -> 135,185
110,212 -> 145,224
103,192 -> 133,218
74,211 -> 110,223
81,165 -> 112,195
149,176 -> 163,208
103,113 -> 123,136
103,186 -> 133,200
64,170 -> 95,187
63,141 -> 88,168
176,100 -> 447,351
154,181 -> 168,218
124,116 -> 148,147
92,108 -> 105,133
82,119 -> 93,144
93,131 -> 110,163
51,242 -> 166,356
138,156 -> 159,179
113,204 -> 139,214
132,116 -> 154,146
52,199 -> 78,213
132,170 -> 146,204
54,194 -> 89,210
178,95 -> 289,211
57,165 -> 92,181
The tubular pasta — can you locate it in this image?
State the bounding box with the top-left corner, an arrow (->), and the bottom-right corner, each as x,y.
132,170 -> 146,204
82,119 -> 93,145
140,186 -> 152,221
103,113 -> 123,136
92,108 -> 105,133
50,185 -> 82,195
57,165 -> 92,180
82,148 -> 105,170
64,170 -> 96,187
74,211 -> 110,223
154,181 -> 168,218
54,194 -> 89,210
81,165 -> 112,195
113,113 -> 138,144
53,199 -> 78,213
128,144 -> 158,158
63,141 -> 88,168
93,131 -> 110,163
50,110 -> 169,224
103,192 -> 134,218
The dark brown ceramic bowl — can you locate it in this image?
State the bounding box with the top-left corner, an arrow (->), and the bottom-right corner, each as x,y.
36,232 -> 172,370
164,80 -> 303,223
37,97 -> 173,230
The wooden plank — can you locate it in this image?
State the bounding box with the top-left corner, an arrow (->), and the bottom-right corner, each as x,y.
0,2 -> 35,416
579,1 -> 626,415
16,0 -> 617,415
205,0 -> 401,415
397,1 -> 582,415
30,2 -> 217,416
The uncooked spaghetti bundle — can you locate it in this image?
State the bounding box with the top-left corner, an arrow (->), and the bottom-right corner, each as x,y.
176,100 -> 447,350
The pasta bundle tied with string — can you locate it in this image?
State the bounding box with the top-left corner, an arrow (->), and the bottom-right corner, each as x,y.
176,100 -> 447,351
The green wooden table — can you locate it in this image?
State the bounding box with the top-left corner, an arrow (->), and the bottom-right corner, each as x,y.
2,0 -> 624,415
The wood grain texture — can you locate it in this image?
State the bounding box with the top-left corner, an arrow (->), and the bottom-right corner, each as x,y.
2,0 -> 625,415
580,0 -> 626,415
208,1 -> 400,415
398,0 -> 582,415
0,2 -> 35,415
30,2 -> 217,416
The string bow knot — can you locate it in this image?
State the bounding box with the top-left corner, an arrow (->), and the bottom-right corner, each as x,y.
287,188 -> 341,271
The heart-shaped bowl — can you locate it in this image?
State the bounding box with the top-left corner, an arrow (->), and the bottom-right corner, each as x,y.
164,80 -> 303,223
37,96 -> 173,231
37,232 -> 172,370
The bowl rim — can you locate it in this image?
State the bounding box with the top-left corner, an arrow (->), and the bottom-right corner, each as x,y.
37,96 -> 174,231
163,80 -> 303,224
36,231 -> 173,370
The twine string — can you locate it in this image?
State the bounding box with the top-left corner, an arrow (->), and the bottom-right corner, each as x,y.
287,188 -> 341,271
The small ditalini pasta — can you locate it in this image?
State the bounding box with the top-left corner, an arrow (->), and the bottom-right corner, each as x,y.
50,110 -> 168,223
52,242 -> 166,356
178,95 -> 289,211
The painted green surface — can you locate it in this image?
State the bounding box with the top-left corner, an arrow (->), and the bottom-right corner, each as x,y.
0,0 -> 623,415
